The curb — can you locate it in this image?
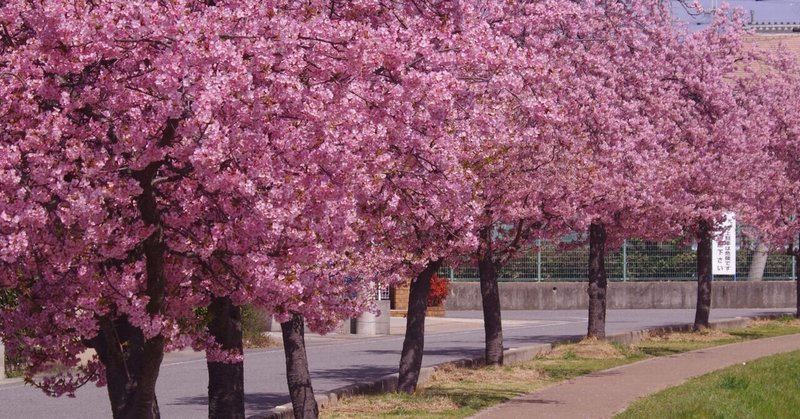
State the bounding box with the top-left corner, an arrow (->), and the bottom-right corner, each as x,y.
605,317 -> 754,345
247,313 -> 789,419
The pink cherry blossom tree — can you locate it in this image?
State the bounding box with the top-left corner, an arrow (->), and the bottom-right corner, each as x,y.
446,0 -> 593,364
733,42 -> 800,318
0,1 -> 391,417
654,8 -> 775,330
0,1 -> 289,416
532,0 -> 693,339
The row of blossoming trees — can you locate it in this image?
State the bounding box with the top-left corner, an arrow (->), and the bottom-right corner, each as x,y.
1,0 -> 799,418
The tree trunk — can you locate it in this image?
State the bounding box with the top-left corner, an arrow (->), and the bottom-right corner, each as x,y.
85,154 -> 174,419
694,220 -> 713,330
398,259 -> 443,393
748,241 -> 768,281
478,252 -> 503,366
87,315 -> 161,419
117,160 -> 169,419
207,296 -> 244,419
280,313 -> 318,419
587,222 -> 608,339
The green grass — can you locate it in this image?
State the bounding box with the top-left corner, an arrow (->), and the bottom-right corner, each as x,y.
323,342 -> 647,418
727,319 -> 800,340
533,355 -> 644,380
636,319 -> 800,357
322,355 -> 644,418
616,350 -> 800,419
321,319 -> 800,419
636,339 -> 738,357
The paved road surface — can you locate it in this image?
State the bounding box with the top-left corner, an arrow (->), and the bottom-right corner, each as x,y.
0,308 -> 790,418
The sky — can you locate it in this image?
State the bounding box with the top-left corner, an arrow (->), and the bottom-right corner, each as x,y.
672,0 -> 800,29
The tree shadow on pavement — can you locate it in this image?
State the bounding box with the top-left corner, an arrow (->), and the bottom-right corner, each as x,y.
503,334 -> 583,346
169,392 -> 290,411
310,365 -> 396,383
361,347 -> 482,358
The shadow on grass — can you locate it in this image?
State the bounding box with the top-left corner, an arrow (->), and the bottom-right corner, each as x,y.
728,330 -> 772,340
502,398 -> 562,405
639,347 -> 686,357
425,384 -> 529,410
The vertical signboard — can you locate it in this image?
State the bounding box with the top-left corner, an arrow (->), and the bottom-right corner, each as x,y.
712,212 -> 736,275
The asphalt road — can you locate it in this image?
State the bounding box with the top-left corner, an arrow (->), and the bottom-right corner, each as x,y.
0,308 -> 791,418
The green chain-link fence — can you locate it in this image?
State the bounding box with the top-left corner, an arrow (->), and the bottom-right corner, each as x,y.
441,230 -> 796,282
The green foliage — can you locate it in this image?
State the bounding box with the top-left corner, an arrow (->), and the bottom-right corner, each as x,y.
626,239 -> 696,280
240,305 -> 275,348
2,291 -> 26,377
190,304 -> 276,348
0,288 -> 18,309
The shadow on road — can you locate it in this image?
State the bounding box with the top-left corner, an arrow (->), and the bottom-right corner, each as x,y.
311,365 -> 395,382
168,392 -> 290,411
362,347 -> 481,358
503,334 -> 583,346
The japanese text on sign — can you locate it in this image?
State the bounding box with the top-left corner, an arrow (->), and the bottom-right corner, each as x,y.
712,212 -> 736,276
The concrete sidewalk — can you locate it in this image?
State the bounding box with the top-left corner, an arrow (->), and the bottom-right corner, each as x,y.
473,333 -> 800,419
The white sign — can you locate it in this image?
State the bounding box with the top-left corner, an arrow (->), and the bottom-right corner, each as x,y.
712,212 -> 736,276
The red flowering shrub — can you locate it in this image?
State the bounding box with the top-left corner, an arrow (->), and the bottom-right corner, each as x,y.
427,274 -> 449,307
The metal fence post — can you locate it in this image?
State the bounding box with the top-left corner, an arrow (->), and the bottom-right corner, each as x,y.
792,256 -> 796,281
449,266 -> 454,282
536,239 -> 542,282
623,239 -> 628,281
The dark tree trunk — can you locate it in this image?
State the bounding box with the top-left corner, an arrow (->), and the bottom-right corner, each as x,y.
83,120 -> 178,418
87,315 -> 161,419
478,252 -> 503,366
207,296 -> 245,419
587,222 -> 607,340
86,152 -> 176,418
280,313 -> 318,419
398,259 -> 443,393
694,220 -> 713,330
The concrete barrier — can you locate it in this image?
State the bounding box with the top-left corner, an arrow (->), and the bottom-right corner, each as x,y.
355,300 -> 391,335
446,281 -> 798,311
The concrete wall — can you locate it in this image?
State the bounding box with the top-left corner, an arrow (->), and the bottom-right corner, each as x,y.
445,281 -> 798,310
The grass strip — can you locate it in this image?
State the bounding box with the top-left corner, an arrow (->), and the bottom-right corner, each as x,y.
321,316 -> 800,419
616,349 -> 800,419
